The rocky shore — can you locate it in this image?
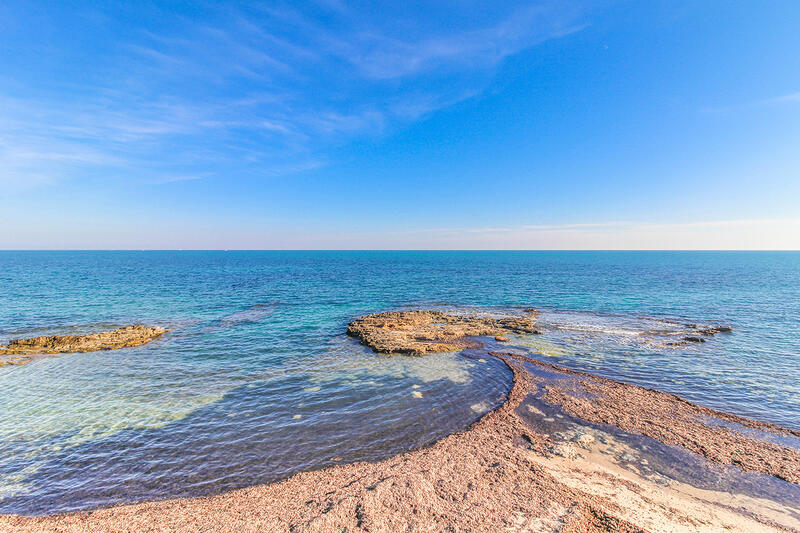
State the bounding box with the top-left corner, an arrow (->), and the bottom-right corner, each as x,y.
1,310 -> 796,532
529,354 -> 800,483
3,351 -> 797,532
0,325 -> 168,366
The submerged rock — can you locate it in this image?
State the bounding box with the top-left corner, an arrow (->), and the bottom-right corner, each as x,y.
0,325 -> 168,360
549,442 -> 580,460
495,336 -> 510,342
347,310 -> 540,356
573,432 -> 596,449
683,336 -> 706,343
699,325 -> 733,335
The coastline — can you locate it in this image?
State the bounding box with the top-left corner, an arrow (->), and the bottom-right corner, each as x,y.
2,351 -> 798,532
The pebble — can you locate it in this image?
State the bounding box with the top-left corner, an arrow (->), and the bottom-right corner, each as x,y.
573,433 -> 596,448
550,443 -> 580,459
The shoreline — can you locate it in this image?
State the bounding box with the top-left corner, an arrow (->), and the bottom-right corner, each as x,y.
507,352 -> 800,483
2,351 -> 798,532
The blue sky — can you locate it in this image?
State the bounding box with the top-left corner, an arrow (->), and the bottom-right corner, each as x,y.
1,0 -> 798,249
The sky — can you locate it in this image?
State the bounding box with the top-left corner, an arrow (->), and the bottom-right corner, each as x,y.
0,0 -> 798,249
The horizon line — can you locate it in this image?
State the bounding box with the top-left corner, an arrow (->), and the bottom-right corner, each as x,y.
1,249 -> 799,253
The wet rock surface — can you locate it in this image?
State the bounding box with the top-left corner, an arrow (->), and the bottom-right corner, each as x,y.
0,325 -> 168,365
519,355 -> 800,484
347,310 -> 540,355
3,352 -> 796,532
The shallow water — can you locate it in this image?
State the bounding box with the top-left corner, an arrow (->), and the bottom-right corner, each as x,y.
517,361 -> 800,511
0,251 -> 798,514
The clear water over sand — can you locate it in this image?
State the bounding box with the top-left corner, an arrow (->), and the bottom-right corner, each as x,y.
1,251 -> 798,514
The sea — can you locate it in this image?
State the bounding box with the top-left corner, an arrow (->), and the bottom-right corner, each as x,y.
0,251 -> 798,514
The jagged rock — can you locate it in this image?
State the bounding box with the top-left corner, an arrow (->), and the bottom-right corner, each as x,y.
347,310 -> 539,356
683,336 -> 706,343
699,325 -> 733,335
0,325 -> 168,358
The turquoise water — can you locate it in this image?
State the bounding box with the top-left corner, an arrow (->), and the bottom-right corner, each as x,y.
0,251 -> 798,514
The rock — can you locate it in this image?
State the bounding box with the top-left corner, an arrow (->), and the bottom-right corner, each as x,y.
346,310 -> 540,356
526,405 -> 544,416
495,336 -> 510,342
705,325 -> 732,334
699,325 -> 733,336
549,442 -> 579,459
0,325 -> 168,356
683,336 -> 706,343
0,358 -> 31,367
573,433 -> 596,449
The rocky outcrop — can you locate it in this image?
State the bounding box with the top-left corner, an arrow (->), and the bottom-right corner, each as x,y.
706,325 -> 732,334
663,323 -> 733,347
687,324 -> 734,336
683,336 -> 706,343
347,310 -> 540,355
0,325 -> 168,365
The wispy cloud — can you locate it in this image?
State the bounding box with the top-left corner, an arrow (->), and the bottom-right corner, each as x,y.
0,1 -> 591,188
355,13 -> 584,80
378,218 -> 800,250
8,217 -> 796,250
703,89 -> 800,113
763,91 -> 800,104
